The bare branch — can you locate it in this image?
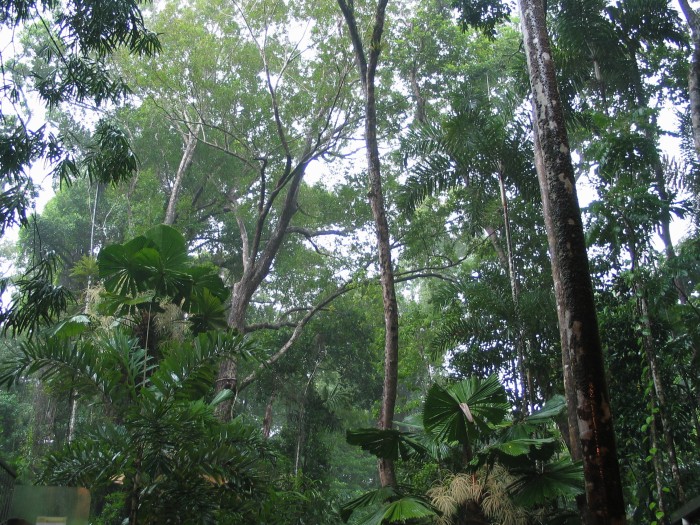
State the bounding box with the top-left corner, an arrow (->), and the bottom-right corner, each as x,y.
336,0 -> 367,85
394,272 -> 457,284
246,320 -> 298,331
238,282 -> 355,391
286,227 -> 350,238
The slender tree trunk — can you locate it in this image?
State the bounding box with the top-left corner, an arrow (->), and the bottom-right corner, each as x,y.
294,404 -> 307,476
497,167 -> 529,413
678,0 -> 700,160
409,60 -> 427,125
648,396 -> 668,522
518,0 -> 626,522
337,0 -> 398,488
262,389 -> 276,439
68,182 -> 102,444
164,125 -> 199,226
638,289 -> 686,501
533,116 -> 583,464
483,225 -> 509,269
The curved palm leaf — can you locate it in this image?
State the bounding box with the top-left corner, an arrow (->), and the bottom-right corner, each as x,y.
40,424 -> 130,488
423,374 -> 509,446
98,225 -> 229,333
0,253 -> 74,337
509,460 -> 584,507
364,497 -> 437,525
98,234 -> 153,297
341,487 -> 437,525
400,106 -> 537,216
340,486 -> 399,522
47,314 -> 93,338
0,329 -> 148,409
98,225 -> 191,299
346,428 -> 429,461
149,331 -> 248,401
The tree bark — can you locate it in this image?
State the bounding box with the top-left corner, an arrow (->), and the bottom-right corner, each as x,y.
518,0 -> 627,522
638,289 -> 686,502
337,0 -> 399,488
214,160 -> 308,419
497,166 -> 530,413
648,396 -> 668,522
262,389 -> 276,439
678,0 -> 700,160
164,124 -> 199,226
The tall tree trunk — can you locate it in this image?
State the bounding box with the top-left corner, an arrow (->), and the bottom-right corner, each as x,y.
337,0 -> 399,488
638,288 -> 686,502
648,396 -> 668,522
164,125 -> 199,226
262,389 -> 276,439
215,163 -> 308,419
497,166 -> 529,413
518,0 -> 627,522
677,0 -> 700,160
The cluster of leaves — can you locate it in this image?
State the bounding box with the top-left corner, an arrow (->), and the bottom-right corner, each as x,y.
0,224 -> 281,523
0,0 -> 160,234
342,375 -> 583,524
0,327 -> 271,523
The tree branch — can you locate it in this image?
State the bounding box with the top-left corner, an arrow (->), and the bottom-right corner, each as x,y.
238,282 -> 355,391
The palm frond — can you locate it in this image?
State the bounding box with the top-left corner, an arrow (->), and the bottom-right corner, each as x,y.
150,331 -> 248,401
509,460 -> 584,507
0,253 -> 74,337
423,374 -> 509,446
346,428 -> 428,461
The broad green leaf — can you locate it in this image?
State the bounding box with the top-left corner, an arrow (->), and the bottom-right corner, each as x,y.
210,388 -> 235,407
354,497 -> 437,525
509,460 -> 584,507
187,289 -> 228,335
98,236 -> 151,296
486,437 -> 557,457
423,375 -> 509,446
143,224 -> 189,270
524,395 -> 566,423
340,486 -> 398,522
346,428 -> 428,460
380,497 -> 438,523
48,314 -> 92,338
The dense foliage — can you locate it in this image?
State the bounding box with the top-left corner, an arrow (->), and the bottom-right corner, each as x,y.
1,0 -> 699,523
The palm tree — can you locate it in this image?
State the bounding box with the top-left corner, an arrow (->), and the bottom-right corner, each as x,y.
0,225 -> 269,524
0,328 -> 267,525
341,375 -> 584,524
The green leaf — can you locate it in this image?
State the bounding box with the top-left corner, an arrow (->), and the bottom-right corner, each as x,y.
346,428 -> 428,461
143,225 -> 189,270
210,389 -> 235,407
98,236 -> 151,296
509,460 -> 584,507
423,375 -> 508,446
486,437 -> 557,457
524,395 -> 566,423
48,314 -> 92,338
340,487 -> 398,523
377,497 -> 437,524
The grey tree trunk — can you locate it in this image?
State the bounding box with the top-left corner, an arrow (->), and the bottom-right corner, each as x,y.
164,125 -> 199,226
337,0 -> 399,488
497,166 -> 530,413
678,0 -> 700,160
649,397 -> 668,520
518,0 -> 627,522
638,287 -> 686,502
